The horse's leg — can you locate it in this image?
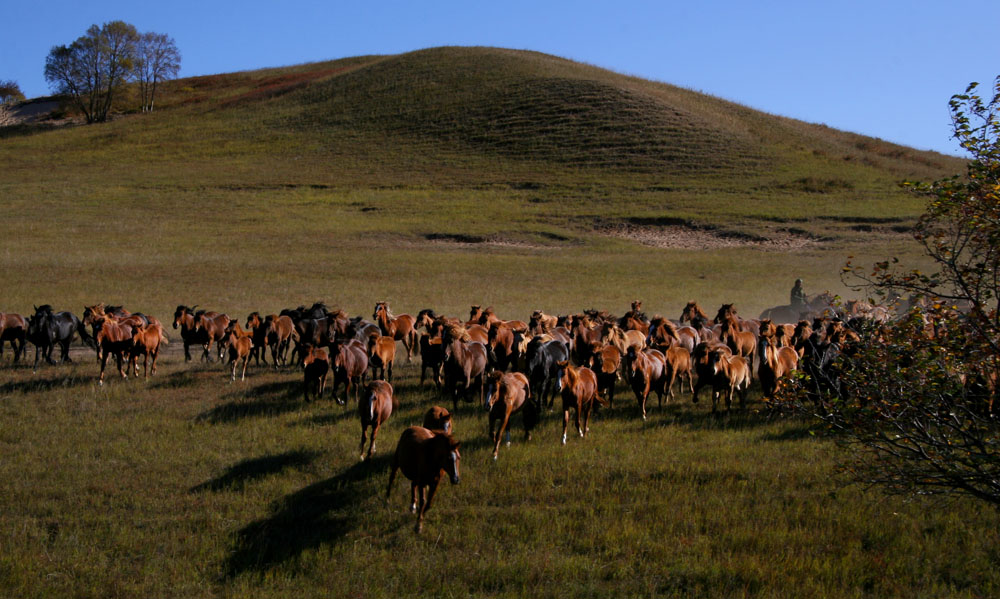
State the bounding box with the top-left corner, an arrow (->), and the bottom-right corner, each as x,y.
387,359 -> 393,383
359,425 -> 368,461
99,350 -> 109,385
493,410 -> 511,460
241,356 -> 249,381
117,351 -> 127,379
411,483 -> 420,513
562,408 -> 570,445
419,481 -> 441,534
385,462 -> 399,505
369,422 -> 380,459
183,340 -> 192,362
576,401 -> 584,437
583,400 -> 593,437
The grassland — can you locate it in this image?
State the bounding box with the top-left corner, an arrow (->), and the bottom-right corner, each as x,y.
1,46 -> 994,598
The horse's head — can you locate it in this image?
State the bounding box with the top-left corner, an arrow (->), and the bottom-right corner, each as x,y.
246,312 -> 261,330
373,302 -> 385,321
484,371 -> 504,410
173,305 -> 193,329
714,303 -> 735,325
438,434 -> 461,485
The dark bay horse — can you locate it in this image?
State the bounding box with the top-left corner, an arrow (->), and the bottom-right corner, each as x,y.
173,305 -> 229,362
330,338 -> 369,405
0,312 -> 28,364
27,305 -> 93,369
302,345 -> 330,402
386,426 -> 461,533
441,326 -> 488,411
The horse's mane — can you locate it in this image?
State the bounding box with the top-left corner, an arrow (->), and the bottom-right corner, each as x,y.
36,304 -> 53,314
444,324 -> 471,343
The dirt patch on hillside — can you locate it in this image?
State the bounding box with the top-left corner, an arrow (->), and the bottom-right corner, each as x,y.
599,222 -> 819,250
422,233 -> 551,250
0,99 -> 63,127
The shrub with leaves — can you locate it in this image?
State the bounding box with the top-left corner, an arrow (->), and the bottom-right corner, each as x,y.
781,78 -> 1000,507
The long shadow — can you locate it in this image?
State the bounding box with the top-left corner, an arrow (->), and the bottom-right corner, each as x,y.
0,372 -> 94,394
196,397 -> 304,424
190,449 -> 321,493
222,455 -> 390,580
149,370 -> 201,390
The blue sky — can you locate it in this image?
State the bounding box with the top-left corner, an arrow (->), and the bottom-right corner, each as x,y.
3,0 -> 996,156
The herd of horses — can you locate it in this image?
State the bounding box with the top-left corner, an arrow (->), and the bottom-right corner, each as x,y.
1,293 -> 882,532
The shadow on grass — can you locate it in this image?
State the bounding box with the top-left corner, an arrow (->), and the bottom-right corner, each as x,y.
190,449 -> 322,493
222,455 -> 390,580
0,372 -> 94,394
196,397 -> 304,424
149,370 -> 202,390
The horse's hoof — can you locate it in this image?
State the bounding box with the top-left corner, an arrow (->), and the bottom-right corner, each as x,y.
505,441 -> 511,447
561,435 -> 567,445
493,454 -> 498,461
410,503 -> 417,513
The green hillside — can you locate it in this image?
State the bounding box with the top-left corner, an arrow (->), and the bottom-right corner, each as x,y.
0,46 -> 967,317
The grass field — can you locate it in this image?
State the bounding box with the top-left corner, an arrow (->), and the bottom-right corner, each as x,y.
1,46 -> 995,597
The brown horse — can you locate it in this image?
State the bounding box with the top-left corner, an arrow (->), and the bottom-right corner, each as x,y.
626,346 -> 668,419
529,310 -> 557,334
96,316 -> 134,385
0,312 -> 28,363
302,345 -> 330,401
245,312 -> 270,366
419,333 -> 446,389
265,314 -> 297,366
359,380 -> 396,461
570,315 -> 602,366
373,302 -> 419,362
691,341 -> 732,404
423,406 -> 453,433
223,322 -> 254,382
556,363 -> 605,444
477,307 -> 528,334
757,337 -> 798,399
663,346 -> 694,402
679,301 -> 709,324
129,323 -> 168,378
707,346 -> 752,413
386,426 -> 461,533
719,316 -> 757,378
592,343 -> 622,408
714,303 -> 760,336
486,321 -> 516,371
442,325 -> 488,411
367,334 -> 397,381
330,338 -> 369,405
194,311 -> 233,363
484,371 -> 535,460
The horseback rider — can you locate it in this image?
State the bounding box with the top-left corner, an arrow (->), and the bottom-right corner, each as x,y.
790,279 -> 806,308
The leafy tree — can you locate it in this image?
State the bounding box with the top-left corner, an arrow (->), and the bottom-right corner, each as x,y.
0,80 -> 25,104
134,32 -> 180,112
44,21 -> 139,123
782,77 -> 1000,507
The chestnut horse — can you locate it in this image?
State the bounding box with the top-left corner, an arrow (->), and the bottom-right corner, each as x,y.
0,312 -> 28,364
707,346 -> 752,413
223,322 -> 254,382
484,371 -> 536,460
386,426 -> 461,533
372,302 -> 419,362
625,346 -> 668,419
691,341 -> 731,404
719,316 -> 757,378
194,311 -> 233,363
679,301 -> 709,324
556,363 -> 605,444
592,343 -> 622,408
368,334 -> 396,381
173,306 -> 229,362
423,406 -> 453,433
757,336 -> 799,399
130,323 -> 168,378
96,316 -> 134,385
359,380 -> 396,461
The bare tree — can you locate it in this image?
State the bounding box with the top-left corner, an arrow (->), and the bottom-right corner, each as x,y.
44,21 -> 138,123
134,32 -> 180,113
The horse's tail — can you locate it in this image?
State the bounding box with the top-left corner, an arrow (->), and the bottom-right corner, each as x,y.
159,327 -> 170,345
593,390 -> 609,407
77,320 -> 97,350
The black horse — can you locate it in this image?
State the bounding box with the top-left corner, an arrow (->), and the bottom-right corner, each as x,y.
525,337 -> 570,409
26,305 -> 93,369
